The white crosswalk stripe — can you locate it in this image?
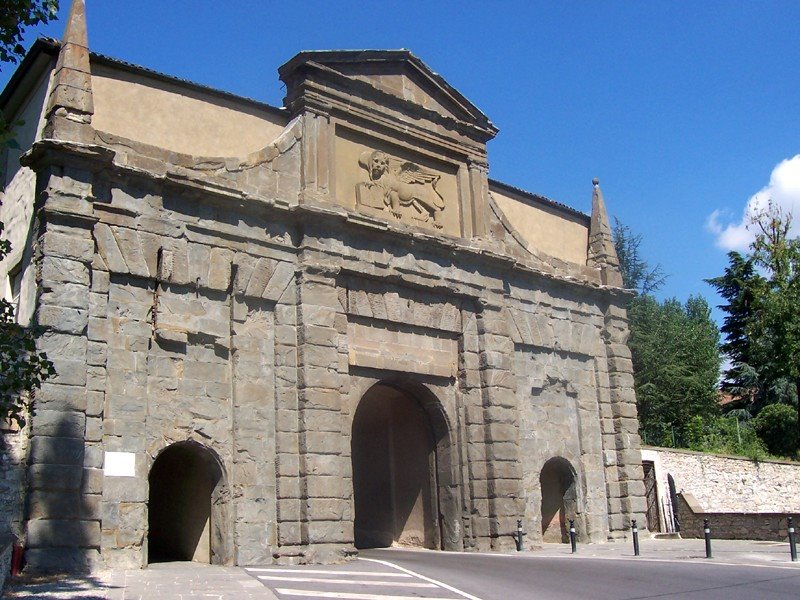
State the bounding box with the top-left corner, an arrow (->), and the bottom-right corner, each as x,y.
257,575 -> 437,587
246,567 -> 411,577
244,556 -> 482,600
275,591 -> 464,599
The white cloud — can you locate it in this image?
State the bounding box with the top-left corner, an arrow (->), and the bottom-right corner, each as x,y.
707,155 -> 800,251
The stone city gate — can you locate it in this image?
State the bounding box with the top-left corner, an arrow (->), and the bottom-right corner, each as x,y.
0,0 -> 648,570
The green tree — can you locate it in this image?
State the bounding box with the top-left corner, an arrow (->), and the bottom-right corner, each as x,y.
628,295 -> 722,444
0,0 -> 58,425
614,220 -> 722,448
0,1 -> 58,64
708,202 -> 800,455
706,252 -> 765,411
613,218 -> 667,295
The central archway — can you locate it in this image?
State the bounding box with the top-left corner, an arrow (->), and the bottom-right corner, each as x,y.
351,380 -> 452,550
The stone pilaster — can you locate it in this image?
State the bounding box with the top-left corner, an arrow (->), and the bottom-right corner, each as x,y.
293,265 -> 351,563
458,307 -> 485,550
474,301 -> 525,551
230,294 -> 277,565
26,161 -> 100,571
600,300 -> 647,535
298,109 -> 333,203
467,158 -> 490,238
273,278 -> 303,562
98,274 -> 150,568
274,261 -> 351,564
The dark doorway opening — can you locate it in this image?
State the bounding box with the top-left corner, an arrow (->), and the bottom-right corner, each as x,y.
351,382 -> 442,550
540,457 -> 578,543
148,441 -> 227,564
643,461 -> 661,532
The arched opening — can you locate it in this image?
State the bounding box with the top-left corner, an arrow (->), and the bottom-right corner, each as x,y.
351,380 -> 450,550
148,441 -> 230,564
540,457 -> 578,543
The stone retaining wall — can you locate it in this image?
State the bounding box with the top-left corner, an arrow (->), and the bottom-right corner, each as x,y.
643,447 -> 800,537
646,447 -> 800,513
676,494 -> 799,542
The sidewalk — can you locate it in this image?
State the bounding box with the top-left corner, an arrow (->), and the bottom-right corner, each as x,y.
534,536 -> 800,568
2,562 -> 280,600
2,538 -> 798,599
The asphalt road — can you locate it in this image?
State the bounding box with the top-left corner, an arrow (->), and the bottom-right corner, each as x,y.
356,548 -> 800,600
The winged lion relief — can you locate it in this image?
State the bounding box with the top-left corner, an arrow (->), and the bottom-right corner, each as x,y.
356,150 -> 446,229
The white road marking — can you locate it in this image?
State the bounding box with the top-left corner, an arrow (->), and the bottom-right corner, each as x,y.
257,574 -> 436,587
359,557 -> 485,600
246,567 -> 411,577
275,590 -> 461,600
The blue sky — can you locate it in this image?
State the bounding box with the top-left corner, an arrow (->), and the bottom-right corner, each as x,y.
3,1 -> 799,324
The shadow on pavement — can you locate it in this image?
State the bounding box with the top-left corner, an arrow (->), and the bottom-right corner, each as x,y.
2,572 -> 115,599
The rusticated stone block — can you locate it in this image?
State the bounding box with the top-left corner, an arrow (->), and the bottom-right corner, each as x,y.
28,464 -> 83,491
27,519 -> 100,548
35,383 -> 87,411
37,306 -> 88,334
41,257 -> 90,287
30,409 -> 85,438
306,520 -> 351,544
29,436 -> 85,466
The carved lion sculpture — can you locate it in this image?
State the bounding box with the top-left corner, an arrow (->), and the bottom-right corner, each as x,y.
358,150 -> 445,227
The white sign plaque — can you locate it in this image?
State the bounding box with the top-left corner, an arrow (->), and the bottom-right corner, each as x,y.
104,451 -> 136,477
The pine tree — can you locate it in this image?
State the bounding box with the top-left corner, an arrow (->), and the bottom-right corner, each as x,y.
707,202 -> 800,454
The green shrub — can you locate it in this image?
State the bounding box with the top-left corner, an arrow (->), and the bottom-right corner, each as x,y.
753,403 -> 798,458
684,415 -> 767,459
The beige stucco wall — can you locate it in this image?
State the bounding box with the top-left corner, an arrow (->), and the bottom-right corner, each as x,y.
1,68 -> 52,325
490,187 -> 588,265
91,63 -> 288,157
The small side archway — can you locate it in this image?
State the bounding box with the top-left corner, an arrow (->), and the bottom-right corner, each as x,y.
147,441 -> 232,564
350,377 -> 459,551
539,457 -> 579,543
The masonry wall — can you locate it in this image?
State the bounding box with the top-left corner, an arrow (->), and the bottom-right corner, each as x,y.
649,448 -> 800,513
22,145 -> 647,568
676,495 -> 799,542
0,427 -> 29,541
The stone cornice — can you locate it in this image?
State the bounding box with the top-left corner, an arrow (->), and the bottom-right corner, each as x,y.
21,138 -> 632,301
21,138 -> 115,171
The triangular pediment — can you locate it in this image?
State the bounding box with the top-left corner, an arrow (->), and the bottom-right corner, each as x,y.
278,50 -> 496,137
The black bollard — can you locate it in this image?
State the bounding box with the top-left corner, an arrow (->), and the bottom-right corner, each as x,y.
569,519 -> 577,554
515,519 -> 525,551
704,519 -> 712,559
789,517 -> 797,562
631,519 -> 640,556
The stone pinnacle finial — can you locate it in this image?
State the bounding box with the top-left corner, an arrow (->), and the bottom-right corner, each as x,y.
43,0 -> 94,141
588,178 -> 623,287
